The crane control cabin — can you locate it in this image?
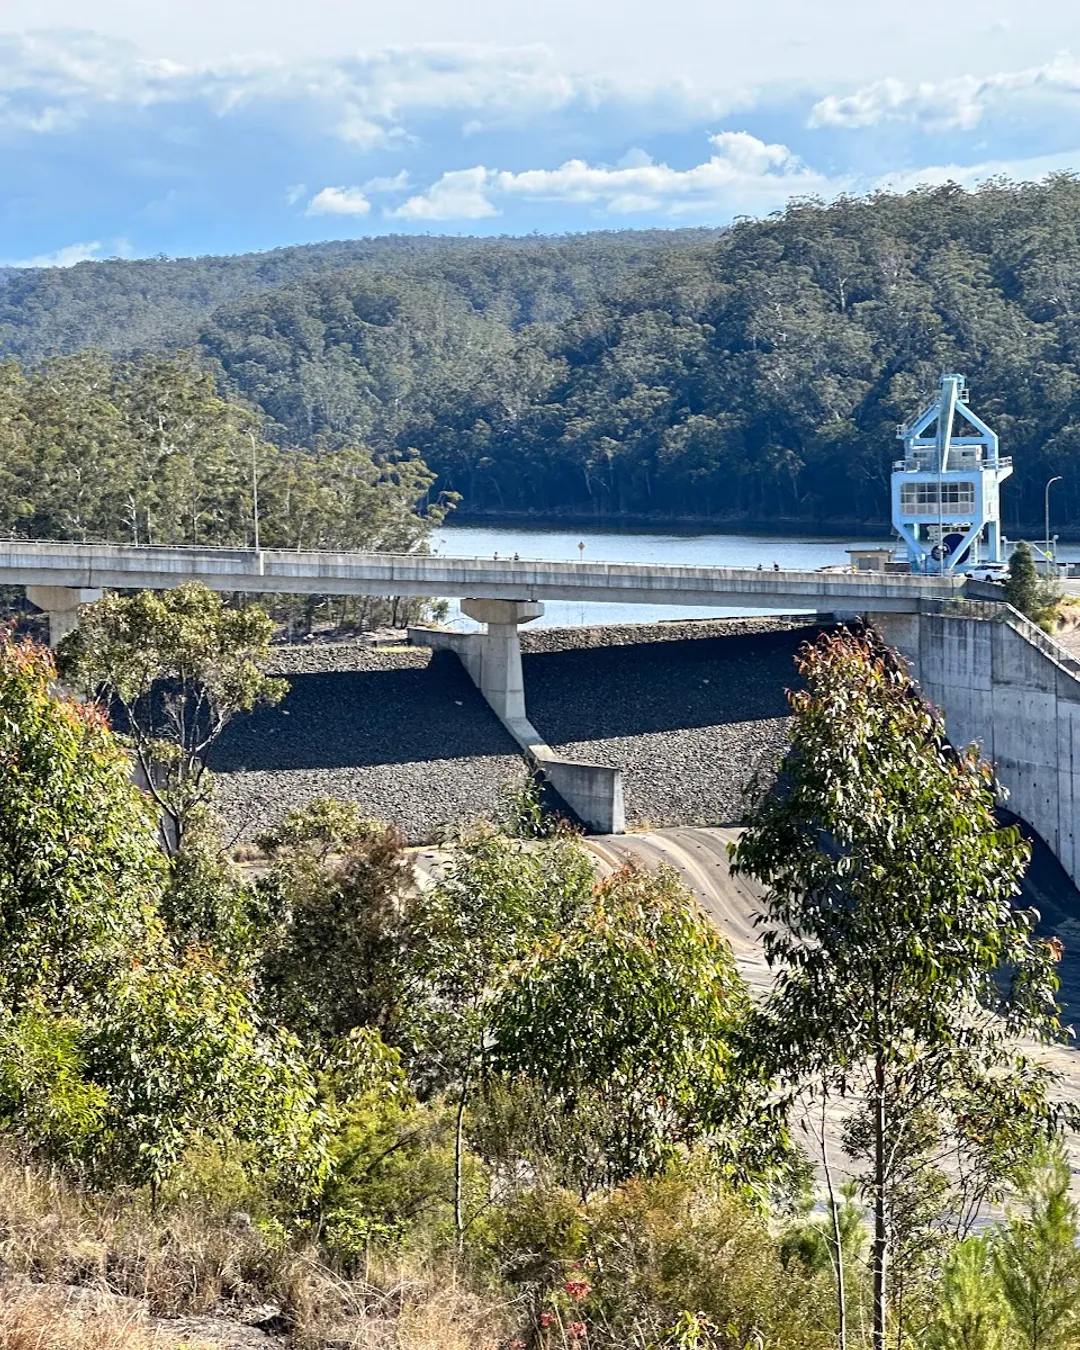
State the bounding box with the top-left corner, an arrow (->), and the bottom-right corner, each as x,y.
892,373 -> 1011,574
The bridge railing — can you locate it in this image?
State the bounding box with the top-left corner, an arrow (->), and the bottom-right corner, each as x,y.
920,596 -> 1080,682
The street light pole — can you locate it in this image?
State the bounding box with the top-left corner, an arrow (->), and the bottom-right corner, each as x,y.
1045,475 -> 1063,573
249,433 -> 260,553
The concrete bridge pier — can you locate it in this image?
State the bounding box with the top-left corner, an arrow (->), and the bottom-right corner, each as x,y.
409,598 -> 625,835
459,598 -> 544,725
25,585 -> 103,647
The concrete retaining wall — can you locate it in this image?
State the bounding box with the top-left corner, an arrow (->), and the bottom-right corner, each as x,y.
871,607 -> 1080,890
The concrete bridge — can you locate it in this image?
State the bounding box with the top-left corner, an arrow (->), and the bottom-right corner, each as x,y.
5,538 -> 1080,895
0,539 -> 969,631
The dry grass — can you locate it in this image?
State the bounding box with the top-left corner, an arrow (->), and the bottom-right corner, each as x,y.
0,1153 -> 515,1349
0,1285 -> 163,1350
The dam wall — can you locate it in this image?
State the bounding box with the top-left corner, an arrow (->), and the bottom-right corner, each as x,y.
871,606 -> 1080,891
210,618 -> 822,843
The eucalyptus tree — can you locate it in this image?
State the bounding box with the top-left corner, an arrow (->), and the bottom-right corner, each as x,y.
58,581 -> 286,853
491,862 -> 771,1199
732,628 -> 1065,1350
402,825 -> 596,1242
0,628 -> 327,1200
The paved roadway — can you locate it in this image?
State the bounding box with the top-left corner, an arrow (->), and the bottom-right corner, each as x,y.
583,826 -> 1080,1194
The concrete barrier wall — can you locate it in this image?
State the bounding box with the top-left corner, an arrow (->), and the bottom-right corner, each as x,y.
871,608 -> 1080,889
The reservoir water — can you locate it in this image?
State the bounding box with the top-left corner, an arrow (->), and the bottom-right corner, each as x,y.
432,522 -> 894,628
433,521 -> 1080,628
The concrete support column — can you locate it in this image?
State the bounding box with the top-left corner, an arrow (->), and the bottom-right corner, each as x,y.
460,598 -> 544,726
25,585 -> 103,648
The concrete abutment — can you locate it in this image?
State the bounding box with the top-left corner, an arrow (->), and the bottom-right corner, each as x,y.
868,606 -> 1080,891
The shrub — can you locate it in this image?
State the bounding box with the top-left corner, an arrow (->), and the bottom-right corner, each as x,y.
489,1171 -> 835,1350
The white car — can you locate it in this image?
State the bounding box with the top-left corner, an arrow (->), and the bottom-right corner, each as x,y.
968,564 -> 1009,583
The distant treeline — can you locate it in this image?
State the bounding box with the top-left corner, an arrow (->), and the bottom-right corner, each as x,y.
8,185 -> 1080,530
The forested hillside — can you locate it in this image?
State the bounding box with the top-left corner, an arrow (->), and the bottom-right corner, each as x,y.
0,229 -> 716,362
9,180 -> 1080,529
196,178 -> 1080,530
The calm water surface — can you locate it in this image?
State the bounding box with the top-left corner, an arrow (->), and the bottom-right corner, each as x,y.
432,522 -> 1080,628
431,523 -> 894,629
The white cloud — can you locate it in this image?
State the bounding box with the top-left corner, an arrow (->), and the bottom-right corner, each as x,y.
6,240 -> 102,267
306,185 -> 372,216
392,132 -> 848,221
872,146 -> 1080,194
285,182 -> 307,205
361,170 -> 411,193
390,166 -> 499,220
808,53 -> 1080,131
0,31 -> 745,149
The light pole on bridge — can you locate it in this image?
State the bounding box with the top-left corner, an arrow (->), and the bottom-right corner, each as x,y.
1045,475 -> 1063,574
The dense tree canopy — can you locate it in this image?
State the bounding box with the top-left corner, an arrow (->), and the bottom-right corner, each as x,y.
10,182 -> 1080,531
0,631 -> 329,1198
0,352 -> 450,551
0,230 -> 717,364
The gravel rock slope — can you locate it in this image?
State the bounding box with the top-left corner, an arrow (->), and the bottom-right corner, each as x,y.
522,618 -> 825,828
210,645 -> 528,843
210,619 -> 822,842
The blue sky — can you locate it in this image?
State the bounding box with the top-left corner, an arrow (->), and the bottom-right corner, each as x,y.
6,1 -> 1080,265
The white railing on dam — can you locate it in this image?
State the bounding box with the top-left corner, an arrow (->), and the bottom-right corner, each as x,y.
0,539 -> 968,613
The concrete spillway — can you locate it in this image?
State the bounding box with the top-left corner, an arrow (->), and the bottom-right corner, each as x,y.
582,824 -> 1080,1019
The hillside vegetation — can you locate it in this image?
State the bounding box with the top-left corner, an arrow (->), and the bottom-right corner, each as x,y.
0,615 -> 1075,1348
8,181 -> 1080,529
0,230 -> 717,364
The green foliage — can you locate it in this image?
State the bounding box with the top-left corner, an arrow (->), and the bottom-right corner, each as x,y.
322,1094 -> 484,1259
0,630 -> 161,1003
491,864 -> 769,1195
402,826 -> 597,1098
59,582 -> 286,851
0,1005 -> 109,1162
13,183 -> 1077,529
82,952 -> 328,1202
160,813 -> 257,959
0,630 -> 329,1200
0,352 -> 451,550
490,1171 -> 835,1350
498,778 -> 570,840
924,1237 -> 1008,1350
256,800 -> 411,1043
1006,542 -> 1042,617
1005,542 -> 1061,632
994,1143 -> 1080,1349
780,1176 -> 867,1332
403,826 -> 597,1240
0,351 -> 453,635
0,231 -> 708,363
732,628 -> 1064,1347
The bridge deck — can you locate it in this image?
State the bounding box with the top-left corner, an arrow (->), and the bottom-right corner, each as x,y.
0,540 -> 966,613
